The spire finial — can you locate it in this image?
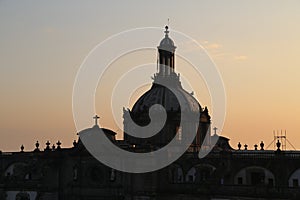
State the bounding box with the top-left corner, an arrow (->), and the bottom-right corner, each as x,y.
93,115 -> 100,126
164,25 -> 169,36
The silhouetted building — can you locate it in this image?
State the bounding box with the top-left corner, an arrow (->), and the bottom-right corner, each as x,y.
124,26 -> 210,149
1,26 -> 300,200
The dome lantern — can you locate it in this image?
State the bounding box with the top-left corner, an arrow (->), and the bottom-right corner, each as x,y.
157,26 -> 176,77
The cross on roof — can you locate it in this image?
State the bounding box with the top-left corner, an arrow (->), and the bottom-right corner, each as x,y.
213,127 -> 218,135
93,115 -> 100,126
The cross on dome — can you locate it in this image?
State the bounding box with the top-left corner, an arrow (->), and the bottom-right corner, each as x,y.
213,127 -> 218,135
93,115 -> 100,126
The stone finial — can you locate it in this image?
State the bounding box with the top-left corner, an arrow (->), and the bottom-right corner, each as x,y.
276,140 -> 281,151
164,25 -> 169,36
260,141 -> 264,150
45,141 -> 51,150
20,144 -> 24,152
238,142 -> 242,150
254,144 -> 258,150
34,141 -> 40,152
73,140 -> 77,147
244,144 -> 248,150
56,141 -> 61,150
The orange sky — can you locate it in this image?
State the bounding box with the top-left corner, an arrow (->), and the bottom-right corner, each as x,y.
1,1 -> 300,151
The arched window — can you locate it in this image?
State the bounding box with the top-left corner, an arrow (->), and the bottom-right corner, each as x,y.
185,164 -> 216,183
15,192 -> 30,200
4,162 -> 28,179
288,168 -> 300,187
186,167 -> 196,183
234,166 -> 275,186
169,164 -> 183,183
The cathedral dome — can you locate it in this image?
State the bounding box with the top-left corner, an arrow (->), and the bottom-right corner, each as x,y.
79,124 -> 116,141
124,26 -> 209,148
131,83 -> 201,113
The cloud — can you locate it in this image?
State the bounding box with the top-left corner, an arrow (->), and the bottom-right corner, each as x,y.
178,40 -> 248,63
205,43 -> 222,50
201,41 -> 225,60
177,40 -> 223,54
234,55 -> 248,61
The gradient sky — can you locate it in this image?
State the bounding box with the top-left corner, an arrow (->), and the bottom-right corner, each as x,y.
1,1 -> 300,151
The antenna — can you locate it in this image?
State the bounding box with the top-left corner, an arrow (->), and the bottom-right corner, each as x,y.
167,18 -> 170,26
